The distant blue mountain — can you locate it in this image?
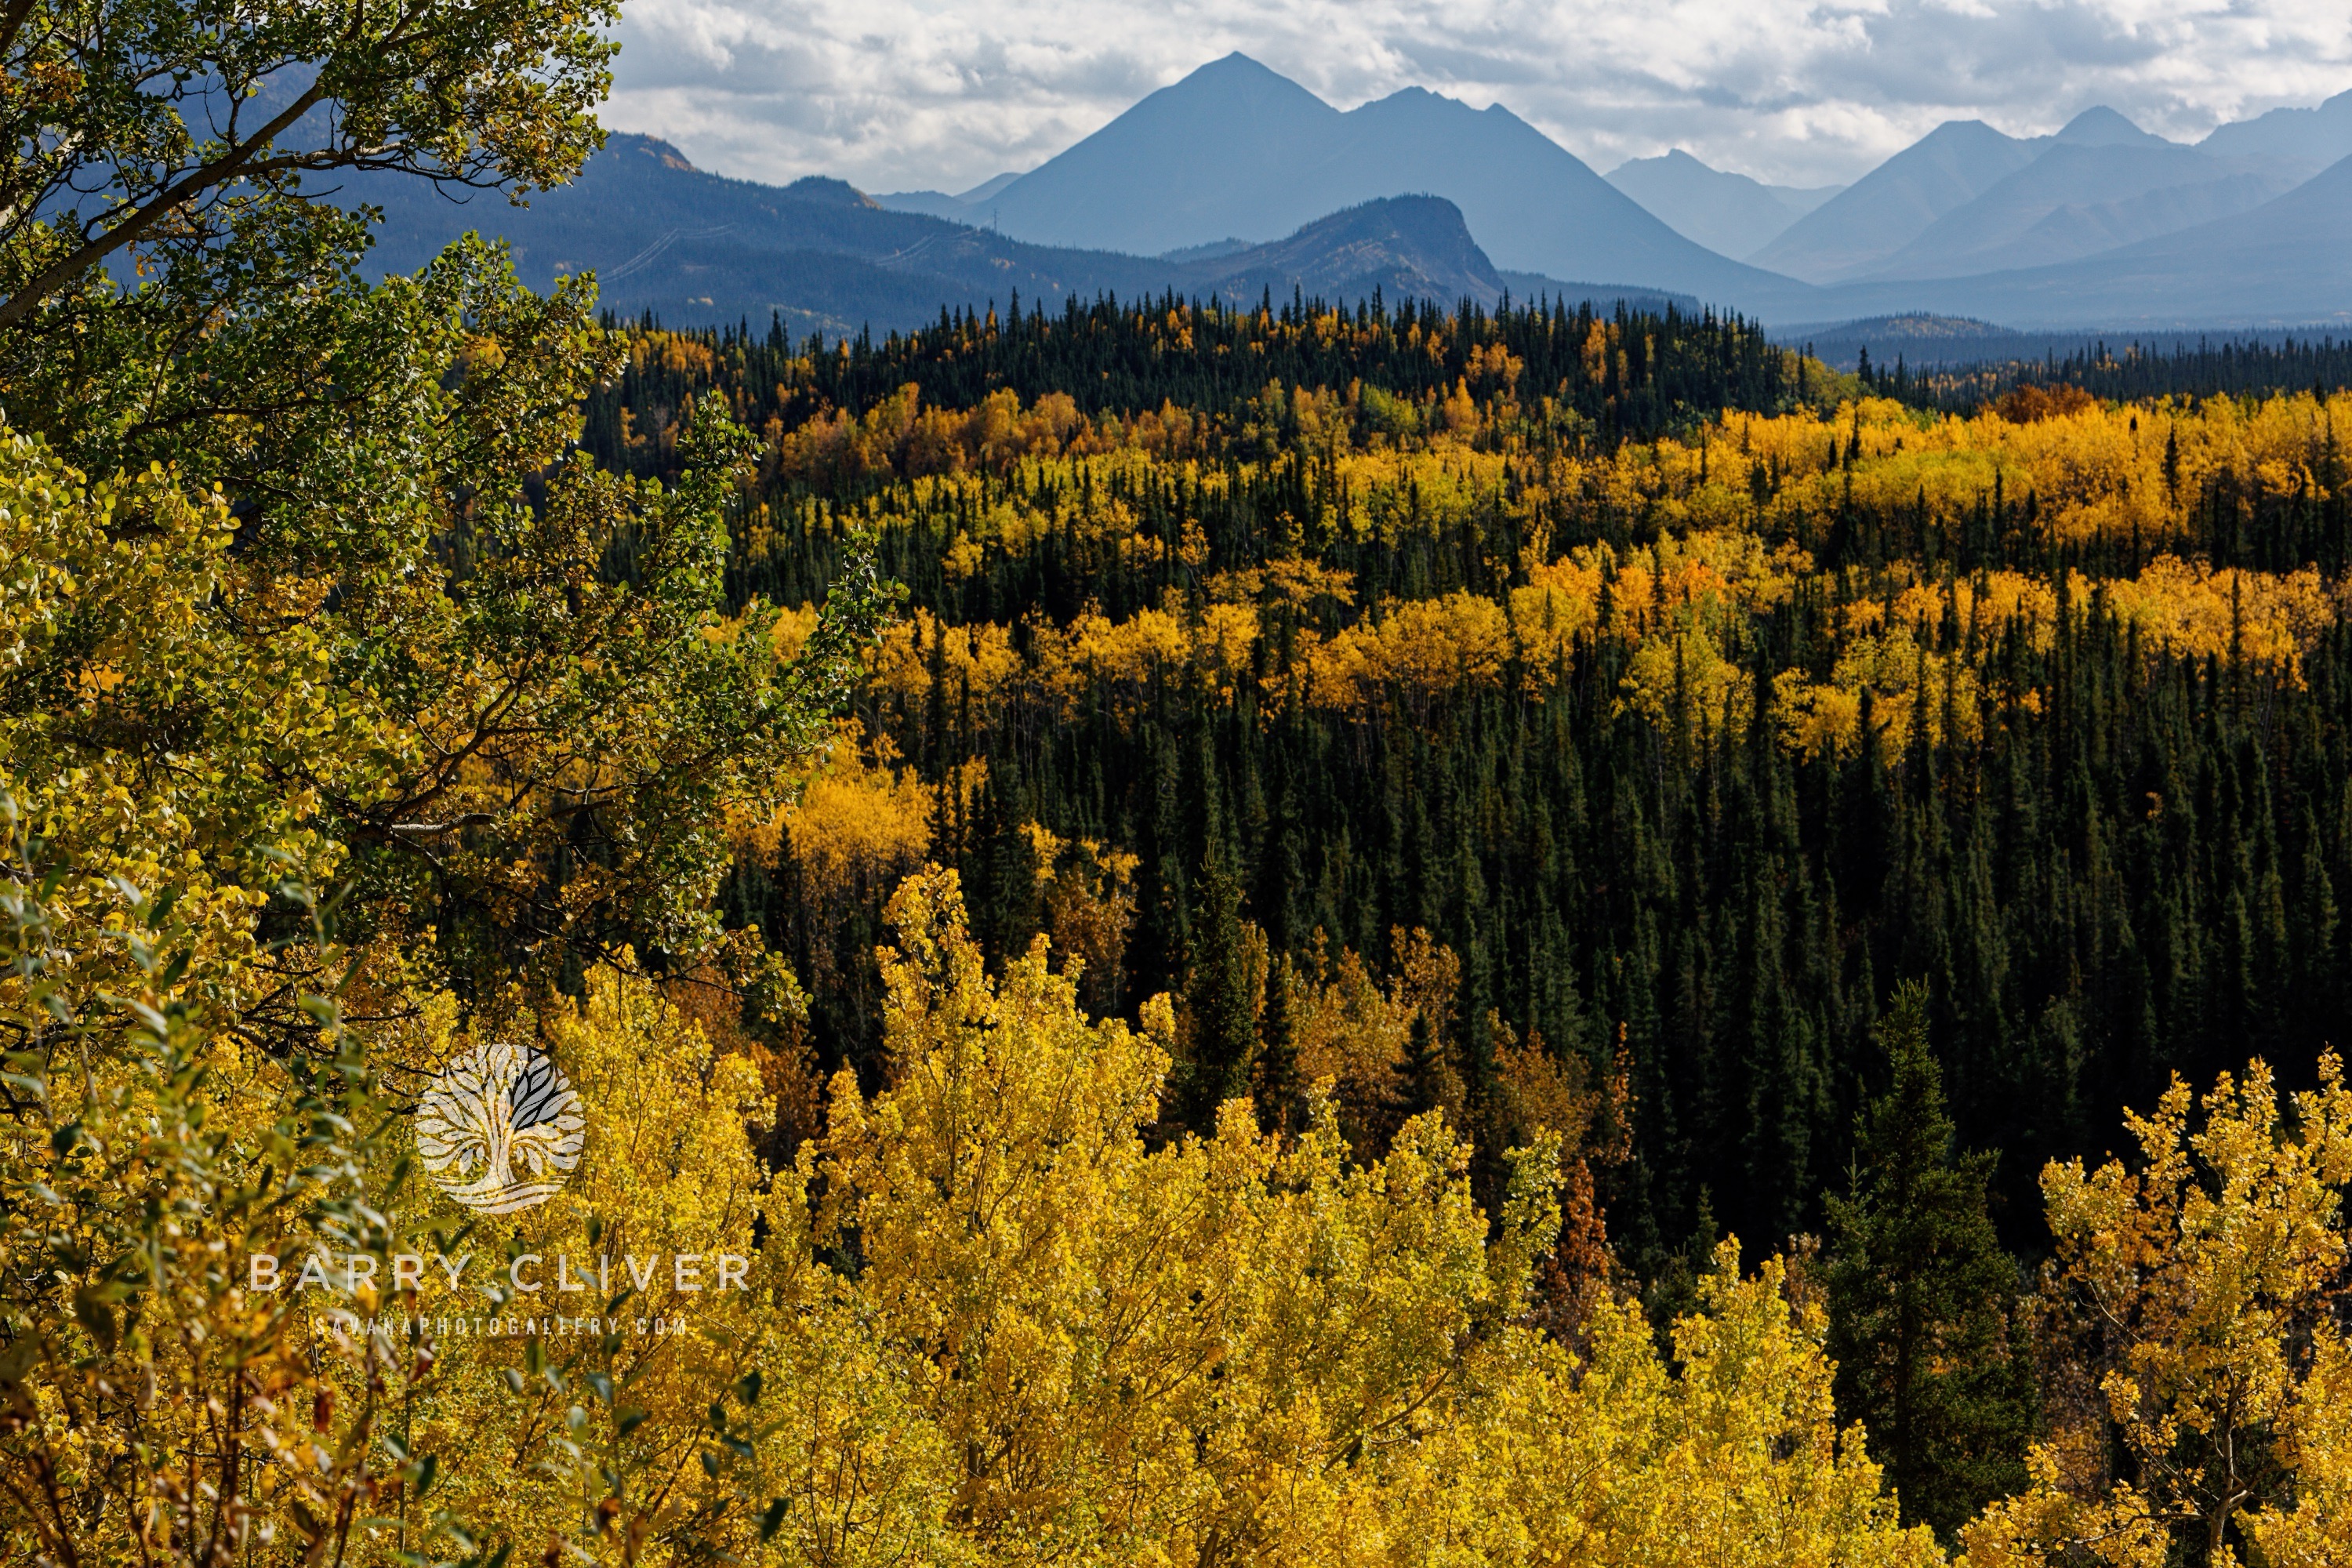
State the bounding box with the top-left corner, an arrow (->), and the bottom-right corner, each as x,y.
967,54 -> 1820,314
1748,103 -> 2339,299
2200,89 -> 2352,166
347,136 -> 1689,334
350,63 -> 2352,336
1605,151 -> 1842,261
1811,153 -> 2352,327
1751,120 -> 2049,282
1862,139 -> 2303,281
873,170 -> 1025,221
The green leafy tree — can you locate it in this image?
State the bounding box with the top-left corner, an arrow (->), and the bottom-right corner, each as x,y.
0,3 -> 888,1560
1826,982 -> 2034,1538
1,0 -> 891,1011
2,0 -> 612,475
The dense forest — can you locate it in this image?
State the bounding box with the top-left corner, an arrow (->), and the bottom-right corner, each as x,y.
583,297 -> 2352,1290
1895,332 -> 2352,411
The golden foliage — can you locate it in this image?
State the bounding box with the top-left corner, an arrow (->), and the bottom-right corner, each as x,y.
869,607 -> 1025,716
1305,592 -> 1512,715
735,724 -> 935,898
779,868 -> 1944,1568
1773,630 -> 1983,763
404,971 -> 784,1554
1621,628 -> 1756,746
775,384 -> 1089,485
805,386 -> 2352,763
2099,556 -> 2335,677
1025,826 -> 1142,1017
1960,1054 -> 2352,1566
1272,927 -> 1466,1155
1992,384 -> 2100,424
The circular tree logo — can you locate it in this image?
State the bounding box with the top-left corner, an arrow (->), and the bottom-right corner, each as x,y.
416,1039 -> 586,1214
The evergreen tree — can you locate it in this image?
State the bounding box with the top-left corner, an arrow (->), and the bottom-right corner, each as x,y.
1824,982 -> 2034,1540
1256,953 -> 1301,1133
1175,859 -> 1257,1131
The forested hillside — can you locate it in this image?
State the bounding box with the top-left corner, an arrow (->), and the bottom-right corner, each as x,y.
588,296 -> 2352,1283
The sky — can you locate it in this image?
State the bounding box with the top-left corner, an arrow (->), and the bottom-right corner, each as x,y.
603,0 -> 2352,194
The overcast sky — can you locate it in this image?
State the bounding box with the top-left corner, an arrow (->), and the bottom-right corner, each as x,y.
604,0 -> 2352,194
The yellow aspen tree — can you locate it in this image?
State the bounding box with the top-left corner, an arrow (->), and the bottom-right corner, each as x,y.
1962,1055 -> 2352,1567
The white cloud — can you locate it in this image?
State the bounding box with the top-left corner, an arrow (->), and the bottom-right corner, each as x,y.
601,0 -> 2352,191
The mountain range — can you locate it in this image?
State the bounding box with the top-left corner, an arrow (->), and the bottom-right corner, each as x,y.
867,58 -> 2352,329
1754,103 -> 2332,283
355,54 -> 2352,335
348,137 -> 1690,335
1819,153 -> 2352,327
869,54 -> 1814,313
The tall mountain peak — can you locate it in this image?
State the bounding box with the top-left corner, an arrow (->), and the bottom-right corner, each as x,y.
2053,106 -> 2169,147
1160,52 -> 1330,107
959,55 -> 1805,306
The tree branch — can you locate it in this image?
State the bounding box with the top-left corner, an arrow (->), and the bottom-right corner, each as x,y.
0,78 -> 329,328
0,0 -> 39,62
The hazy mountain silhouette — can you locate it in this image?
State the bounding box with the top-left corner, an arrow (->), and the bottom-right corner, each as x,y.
868,190 -> 969,220
348,136 -> 1674,333
1750,100 -> 2352,299
1605,151 -> 1841,260
875,170 -> 1025,220
1817,153 -> 2352,326
971,53 -> 1820,311
2048,105 -> 2173,149
1750,120 -> 2048,281
1198,195 -> 1508,307
2199,89 -> 2352,167
967,55 -> 1336,252
351,137 -> 1152,331
1861,137 -> 2304,279
351,67 -> 2352,335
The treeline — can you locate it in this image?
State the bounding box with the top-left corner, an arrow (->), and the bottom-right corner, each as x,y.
592,290 -> 1803,460
1882,332 -> 2352,411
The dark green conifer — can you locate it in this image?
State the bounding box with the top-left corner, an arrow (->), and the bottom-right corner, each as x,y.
1255,953 -> 1300,1133
1824,982 -> 2034,1541
1176,858 -> 1258,1132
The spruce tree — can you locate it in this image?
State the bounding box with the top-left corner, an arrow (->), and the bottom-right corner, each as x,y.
1176,859 -> 1258,1131
1256,953 -> 1301,1133
1824,982 -> 2034,1540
